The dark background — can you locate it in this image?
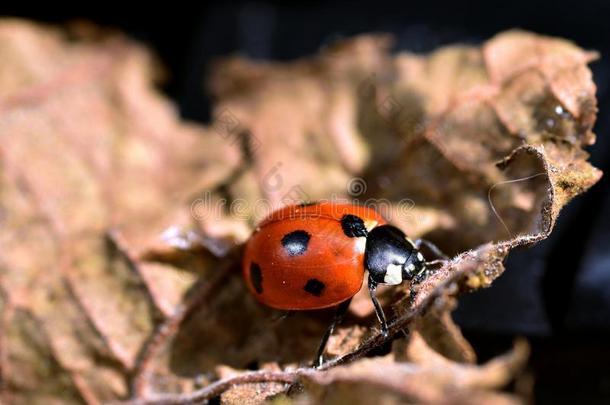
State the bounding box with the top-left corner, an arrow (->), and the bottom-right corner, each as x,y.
5,2 -> 610,403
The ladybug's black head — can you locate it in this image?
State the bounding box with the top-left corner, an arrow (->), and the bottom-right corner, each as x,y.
364,225 -> 425,285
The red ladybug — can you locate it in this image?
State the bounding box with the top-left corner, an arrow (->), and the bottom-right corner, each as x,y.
243,201 -> 440,366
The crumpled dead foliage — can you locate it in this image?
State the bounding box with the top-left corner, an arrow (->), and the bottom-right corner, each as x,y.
0,19 -> 602,405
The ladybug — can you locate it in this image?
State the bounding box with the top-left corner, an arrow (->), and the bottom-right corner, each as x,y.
242,201 -> 444,366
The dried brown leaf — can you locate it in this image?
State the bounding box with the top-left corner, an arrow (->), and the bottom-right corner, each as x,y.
0,20 -> 602,405
0,19 -> 239,404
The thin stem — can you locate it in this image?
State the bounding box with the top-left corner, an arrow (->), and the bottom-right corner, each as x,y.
115,370 -> 304,405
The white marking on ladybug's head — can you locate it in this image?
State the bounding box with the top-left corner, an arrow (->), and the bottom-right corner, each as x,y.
355,237 -> 366,254
417,252 -> 424,262
364,219 -> 378,232
384,263 -> 403,285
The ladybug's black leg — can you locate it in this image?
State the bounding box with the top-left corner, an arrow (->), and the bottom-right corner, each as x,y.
368,275 -> 389,337
409,259 -> 447,307
414,239 -> 449,260
313,298 -> 352,368
409,257 -> 443,307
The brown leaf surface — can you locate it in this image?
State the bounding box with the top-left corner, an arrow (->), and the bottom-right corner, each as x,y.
0,20 -> 602,405
0,19 -> 239,404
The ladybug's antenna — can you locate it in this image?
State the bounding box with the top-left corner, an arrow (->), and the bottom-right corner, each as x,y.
487,172 -> 547,239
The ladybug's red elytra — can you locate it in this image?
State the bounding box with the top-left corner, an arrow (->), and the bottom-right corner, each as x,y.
242,201 -> 444,366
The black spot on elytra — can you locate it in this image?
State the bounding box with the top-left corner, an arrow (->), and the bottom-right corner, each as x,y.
281,230 -> 311,256
303,278 -> 325,296
250,263 -> 263,294
340,214 -> 368,238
